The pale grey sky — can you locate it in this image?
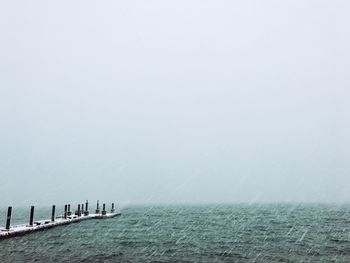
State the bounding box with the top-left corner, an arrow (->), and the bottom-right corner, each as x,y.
0,0 -> 349,206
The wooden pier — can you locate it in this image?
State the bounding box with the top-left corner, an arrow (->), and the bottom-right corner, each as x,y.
0,201 -> 121,240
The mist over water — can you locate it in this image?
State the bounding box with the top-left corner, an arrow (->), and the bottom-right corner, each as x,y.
1,204 -> 350,262
0,0 -> 350,206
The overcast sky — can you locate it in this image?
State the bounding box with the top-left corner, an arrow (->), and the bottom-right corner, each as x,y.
0,0 -> 349,206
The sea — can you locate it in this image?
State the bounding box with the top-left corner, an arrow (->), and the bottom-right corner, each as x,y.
1,204 -> 350,262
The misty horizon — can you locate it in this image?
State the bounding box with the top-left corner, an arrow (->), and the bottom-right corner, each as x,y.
0,0 -> 349,207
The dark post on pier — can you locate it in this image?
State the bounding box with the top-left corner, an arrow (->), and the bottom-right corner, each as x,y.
29,206 -> 35,226
78,204 -> 81,217
84,200 -> 89,216
64,204 -> 68,219
5,206 -> 12,230
102,203 -> 106,215
111,203 -> 115,213
96,200 -> 100,214
68,204 -> 71,216
51,205 -> 56,222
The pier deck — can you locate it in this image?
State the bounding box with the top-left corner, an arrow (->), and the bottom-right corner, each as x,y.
0,211 -> 121,240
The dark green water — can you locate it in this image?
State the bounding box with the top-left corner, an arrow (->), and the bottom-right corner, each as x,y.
1,204 -> 350,262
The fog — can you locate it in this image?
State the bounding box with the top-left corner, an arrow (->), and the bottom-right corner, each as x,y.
0,0 -> 349,206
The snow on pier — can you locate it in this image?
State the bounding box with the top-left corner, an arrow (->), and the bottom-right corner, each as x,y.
0,201 -> 121,240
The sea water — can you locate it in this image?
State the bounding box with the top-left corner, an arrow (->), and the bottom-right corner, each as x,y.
1,204 -> 350,262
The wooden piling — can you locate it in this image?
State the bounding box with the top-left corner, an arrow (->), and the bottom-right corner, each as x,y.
64,204 -> 68,219
95,200 -> 100,214
78,204 -> 81,217
5,206 -> 12,230
29,206 -> 35,226
67,204 -> 71,216
51,205 -> 56,222
84,200 -> 89,216
111,203 -> 115,213
102,203 -> 106,215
